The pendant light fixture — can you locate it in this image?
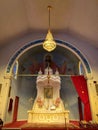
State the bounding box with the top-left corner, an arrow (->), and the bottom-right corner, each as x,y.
43,5 -> 56,52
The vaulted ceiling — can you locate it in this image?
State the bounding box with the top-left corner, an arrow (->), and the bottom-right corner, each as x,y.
0,0 -> 98,48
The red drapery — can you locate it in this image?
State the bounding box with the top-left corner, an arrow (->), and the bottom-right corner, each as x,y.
13,96 -> 19,122
71,76 -> 92,121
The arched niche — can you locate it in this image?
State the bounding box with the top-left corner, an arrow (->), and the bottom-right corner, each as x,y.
4,39 -> 91,121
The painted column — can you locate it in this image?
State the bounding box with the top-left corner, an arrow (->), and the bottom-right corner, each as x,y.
86,73 -> 98,122
1,73 -> 12,122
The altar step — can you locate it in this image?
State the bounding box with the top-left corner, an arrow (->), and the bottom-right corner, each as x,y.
1,120 -> 79,130
2,122 -> 79,130
1,127 -> 90,130
2,128 -> 20,130
2,122 -> 98,130
21,122 -> 68,129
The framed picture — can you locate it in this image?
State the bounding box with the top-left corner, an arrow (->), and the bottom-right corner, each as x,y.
44,87 -> 53,99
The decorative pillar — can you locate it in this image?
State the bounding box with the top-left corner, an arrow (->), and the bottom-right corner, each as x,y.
86,73 -> 98,121
1,73 -> 12,122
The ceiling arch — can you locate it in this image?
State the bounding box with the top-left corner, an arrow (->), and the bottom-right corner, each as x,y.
6,39 -> 91,74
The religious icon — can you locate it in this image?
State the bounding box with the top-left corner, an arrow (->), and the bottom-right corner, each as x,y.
44,87 -> 53,99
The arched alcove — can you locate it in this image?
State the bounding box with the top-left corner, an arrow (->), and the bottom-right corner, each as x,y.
5,39 -> 91,122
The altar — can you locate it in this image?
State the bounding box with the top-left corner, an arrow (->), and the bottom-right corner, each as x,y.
27,67 -> 70,125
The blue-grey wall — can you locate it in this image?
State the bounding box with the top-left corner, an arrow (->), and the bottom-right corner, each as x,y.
7,76 -> 79,121
5,48 -> 80,122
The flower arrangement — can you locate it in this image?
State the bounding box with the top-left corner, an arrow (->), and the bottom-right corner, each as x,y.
36,97 -> 44,108
54,97 -> 60,107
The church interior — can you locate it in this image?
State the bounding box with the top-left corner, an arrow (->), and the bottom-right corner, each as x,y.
0,0 -> 98,130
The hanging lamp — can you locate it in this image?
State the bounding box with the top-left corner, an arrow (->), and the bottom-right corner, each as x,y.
43,6 -> 56,52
